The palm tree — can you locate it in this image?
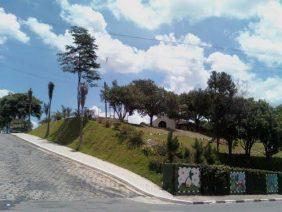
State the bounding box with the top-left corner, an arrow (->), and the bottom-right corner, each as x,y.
45,82 -> 55,138
77,82 -> 88,150
43,103 -> 49,119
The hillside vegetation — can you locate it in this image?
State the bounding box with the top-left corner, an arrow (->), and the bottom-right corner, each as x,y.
30,118 -> 282,186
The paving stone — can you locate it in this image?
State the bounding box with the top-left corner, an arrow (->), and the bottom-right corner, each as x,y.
0,134 -> 137,202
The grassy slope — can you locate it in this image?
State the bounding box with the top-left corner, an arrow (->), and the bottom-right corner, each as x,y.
30,118 -> 163,185
30,118 -> 281,186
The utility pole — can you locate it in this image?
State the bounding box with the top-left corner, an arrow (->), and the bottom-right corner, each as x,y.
104,82 -> 108,118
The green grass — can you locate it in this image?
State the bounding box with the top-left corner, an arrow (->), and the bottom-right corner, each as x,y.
30,118 -> 282,187
30,118 -> 163,186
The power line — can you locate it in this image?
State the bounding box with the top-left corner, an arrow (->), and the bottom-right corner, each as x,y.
32,20 -> 280,57
0,63 -> 73,84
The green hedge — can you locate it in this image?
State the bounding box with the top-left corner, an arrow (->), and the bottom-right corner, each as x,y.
246,170 -> 266,194
201,165 -> 230,195
278,174 -> 282,194
163,163 -> 282,195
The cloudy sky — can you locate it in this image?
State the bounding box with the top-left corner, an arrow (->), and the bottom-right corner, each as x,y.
0,0 -> 282,118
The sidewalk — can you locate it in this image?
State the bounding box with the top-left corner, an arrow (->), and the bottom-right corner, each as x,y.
12,133 -> 282,204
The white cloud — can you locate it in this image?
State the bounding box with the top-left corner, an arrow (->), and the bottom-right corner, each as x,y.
103,0 -> 264,30
26,0 -> 210,94
25,17 -> 72,51
26,0 -> 282,104
127,111 -> 151,125
0,7 -> 29,44
90,105 -> 151,124
57,0 -> 107,32
0,89 -> 12,98
207,52 -> 254,81
206,52 -> 282,105
237,1 -> 282,66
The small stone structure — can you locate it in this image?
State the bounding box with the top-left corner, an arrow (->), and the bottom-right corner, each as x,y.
152,115 -> 176,130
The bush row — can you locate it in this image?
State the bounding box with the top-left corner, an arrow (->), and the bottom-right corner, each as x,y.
163,164 -> 282,195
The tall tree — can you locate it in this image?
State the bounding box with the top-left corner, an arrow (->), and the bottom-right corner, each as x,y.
45,82 -> 55,138
206,71 -> 237,152
43,103 -> 49,119
27,88 -> 33,126
179,89 -> 210,131
58,26 -> 100,116
0,93 -> 42,131
101,81 -> 136,121
130,79 -> 166,126
220,96 -> 246,156
77,82 -> 88,150
256,100 -> 281,159
238,98 -> 261,156
61,105 -> 72,118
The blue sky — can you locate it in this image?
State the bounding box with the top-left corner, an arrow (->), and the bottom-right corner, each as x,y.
0,0 -> 282,122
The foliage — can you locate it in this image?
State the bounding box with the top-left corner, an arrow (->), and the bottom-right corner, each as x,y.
61,105 -> 72,118
0,93 -> 42,129
45,81 -> 55,138
166,130 -> 180,162
179,89 -> 210,130
101,80 -> 136,121
52,111 -> 63,121
245,170 -> 266,194
192,139 -> 205,164
200,165 -> 230,195
130,79 -> 166,126
58,26 -> 100,115
207,71 -> 237,152
204,143 -> 219,165
115,123 -> 144,147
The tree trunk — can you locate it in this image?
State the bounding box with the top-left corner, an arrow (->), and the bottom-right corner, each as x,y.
228,140 -> 233,156
195,118 -> 200,131
77,73 -> 81,117
77,109 -> 84,150
45,98 -> 52,138
216,137 -> 219,152
149,115 -> 153,127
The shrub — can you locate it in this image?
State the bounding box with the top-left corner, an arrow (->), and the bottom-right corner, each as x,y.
104,120 -> 111,128
278,174 -> 282,194
142,142 -> 167,157
128,130 -> 144,148
200,165 -> 230,195
149,156 -> 165,173
177,145 -> 192,163
166,131 -> 180,162
246,170 -> 266,194
116,123 -> 144,147
204,143 -> 220,165
113,122 -> 121,130
192,139 -> 205,164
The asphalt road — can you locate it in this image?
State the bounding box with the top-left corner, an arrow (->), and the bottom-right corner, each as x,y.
0,134 -> 281,211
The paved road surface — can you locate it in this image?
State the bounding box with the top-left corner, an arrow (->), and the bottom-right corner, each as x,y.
6,198 -> 282,211
1,134 -> 281,211
0,134 -> 137,203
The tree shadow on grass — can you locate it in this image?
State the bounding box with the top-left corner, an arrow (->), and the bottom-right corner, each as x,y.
49,118 -> 86,146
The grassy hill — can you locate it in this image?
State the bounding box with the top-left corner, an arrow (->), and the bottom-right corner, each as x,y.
30,117 -> 282,186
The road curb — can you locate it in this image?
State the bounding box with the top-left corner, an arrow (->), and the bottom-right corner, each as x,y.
12,133 -> 282,205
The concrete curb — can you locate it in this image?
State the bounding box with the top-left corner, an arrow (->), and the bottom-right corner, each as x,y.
12,133 -> 282,205
194,198 -> 282,205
